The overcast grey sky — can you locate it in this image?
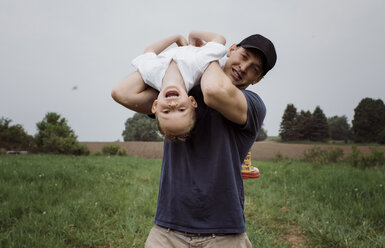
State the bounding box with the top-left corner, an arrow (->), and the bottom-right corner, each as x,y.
1,0 -> 384,141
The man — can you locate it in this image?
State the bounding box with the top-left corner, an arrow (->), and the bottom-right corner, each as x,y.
112,32 -> 277,247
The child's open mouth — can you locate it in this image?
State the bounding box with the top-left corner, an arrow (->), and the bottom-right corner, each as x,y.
165,90 -> 180,98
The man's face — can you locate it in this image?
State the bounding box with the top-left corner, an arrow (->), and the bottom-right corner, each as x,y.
223,45 -> 264,89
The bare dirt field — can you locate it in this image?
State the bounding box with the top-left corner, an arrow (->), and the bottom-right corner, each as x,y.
81,141 -> 385,160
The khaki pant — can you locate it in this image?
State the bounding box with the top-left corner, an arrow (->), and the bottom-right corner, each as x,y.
145,225 -> 252,248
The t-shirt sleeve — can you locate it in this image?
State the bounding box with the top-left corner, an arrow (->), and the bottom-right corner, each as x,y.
240,90 -> 266,139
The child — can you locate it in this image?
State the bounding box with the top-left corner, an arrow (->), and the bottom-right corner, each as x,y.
131,31 -> 227,141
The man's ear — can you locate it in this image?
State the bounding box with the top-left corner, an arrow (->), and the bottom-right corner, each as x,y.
151,100 -> 158,114
189,96 -> 198,108
252,75 -> 264,85
227,44 -> 238,57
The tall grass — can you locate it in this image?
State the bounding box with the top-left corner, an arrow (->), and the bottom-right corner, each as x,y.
0,155 -> 160,247
1,155 -> 384,247
245,160 -> 385,247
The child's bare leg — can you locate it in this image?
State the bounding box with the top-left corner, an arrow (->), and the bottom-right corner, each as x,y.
162,60 -> 186,90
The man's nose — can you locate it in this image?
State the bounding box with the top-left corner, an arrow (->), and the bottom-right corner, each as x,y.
240,62 -> 251,72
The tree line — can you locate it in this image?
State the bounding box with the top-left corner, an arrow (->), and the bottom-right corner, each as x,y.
0,112 -> 89,155
279,97 -> 385,144
1,97 -> 384,153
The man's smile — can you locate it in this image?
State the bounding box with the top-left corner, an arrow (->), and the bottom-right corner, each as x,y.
231,68 -> 242,81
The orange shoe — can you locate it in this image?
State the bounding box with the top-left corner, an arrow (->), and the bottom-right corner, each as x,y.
242,166 -> 260,179
241,151 -> 260,179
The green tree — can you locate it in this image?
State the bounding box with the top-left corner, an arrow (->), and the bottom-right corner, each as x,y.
0,117 -> 35,150
256,125 -> 267,141
122,113 -> 163,141
310,106 -> 329,142
35,112 -> 89,155
352,98 -> 385,143
328,115 -> 351,141
294,110 -> 312,140
279,104 -> 298,141
378,129 -> 385,144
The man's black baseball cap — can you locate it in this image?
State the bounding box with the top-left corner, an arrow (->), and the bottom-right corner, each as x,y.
237,34 -> 277,76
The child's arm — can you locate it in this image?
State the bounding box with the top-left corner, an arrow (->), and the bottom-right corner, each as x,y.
188,30 -> 226,46
144,34 -> 188,54
111,71 -> 158,114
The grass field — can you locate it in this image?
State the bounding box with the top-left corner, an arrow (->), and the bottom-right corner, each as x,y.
1,155 -> 384,247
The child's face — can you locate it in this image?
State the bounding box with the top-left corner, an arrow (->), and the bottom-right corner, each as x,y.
152,85 -> 197,136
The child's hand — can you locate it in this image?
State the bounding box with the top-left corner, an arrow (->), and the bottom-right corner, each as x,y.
176,35 -> 188,47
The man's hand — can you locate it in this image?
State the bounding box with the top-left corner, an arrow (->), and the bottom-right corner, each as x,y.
190,38 -> 205,47
176,35 -> 188,46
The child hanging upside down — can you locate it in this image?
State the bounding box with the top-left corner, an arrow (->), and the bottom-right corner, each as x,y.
130,30 -> 227,141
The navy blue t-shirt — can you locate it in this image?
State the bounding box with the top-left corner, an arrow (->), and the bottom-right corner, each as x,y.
154,85 -> 266,234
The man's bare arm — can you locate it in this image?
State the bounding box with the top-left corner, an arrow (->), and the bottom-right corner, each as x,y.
200,62 -> 248,125
188,30 -> 226,46
111,72 -> 158,114
112,34 -> 188,114
188,31 -> 246,124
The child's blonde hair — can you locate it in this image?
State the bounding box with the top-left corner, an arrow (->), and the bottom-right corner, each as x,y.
156,111 -> 196,142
